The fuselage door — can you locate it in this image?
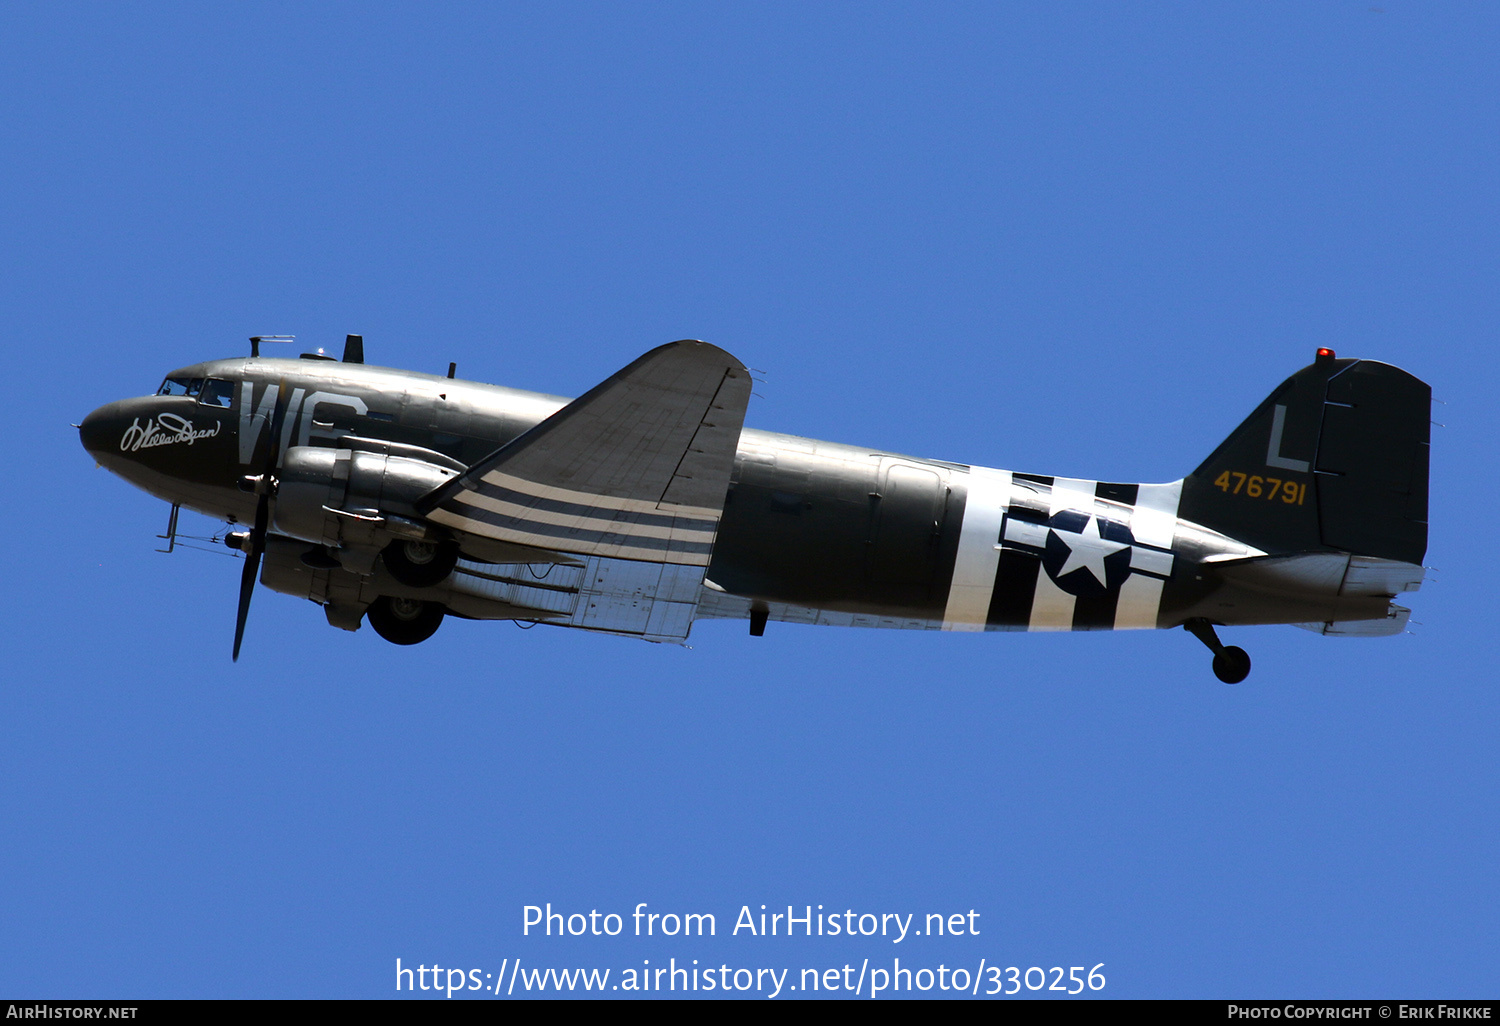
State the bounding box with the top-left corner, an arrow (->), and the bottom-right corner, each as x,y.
867,460 -> 949,589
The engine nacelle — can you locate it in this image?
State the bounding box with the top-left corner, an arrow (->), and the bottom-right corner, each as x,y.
272,441 -> 461,564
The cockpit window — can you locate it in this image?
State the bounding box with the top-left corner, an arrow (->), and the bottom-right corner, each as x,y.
198,378 -> 235,408
156,376 -> 204,397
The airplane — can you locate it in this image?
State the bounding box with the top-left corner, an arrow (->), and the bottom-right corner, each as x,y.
77,335 -> 1430,682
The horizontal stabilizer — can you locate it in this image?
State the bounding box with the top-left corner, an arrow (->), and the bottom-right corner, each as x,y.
1212,553 -> 1424,598
418,340 -> 750,567
1293,604 -> 1410,637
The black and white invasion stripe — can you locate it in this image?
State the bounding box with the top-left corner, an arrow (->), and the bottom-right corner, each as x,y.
429,469 -> 722,566
942,468 -> 1183,632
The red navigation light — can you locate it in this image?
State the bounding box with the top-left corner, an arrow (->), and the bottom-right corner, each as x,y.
1316,348 -> 1336,359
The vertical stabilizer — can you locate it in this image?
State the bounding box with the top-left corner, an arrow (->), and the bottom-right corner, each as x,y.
1179,353 -> 1429,564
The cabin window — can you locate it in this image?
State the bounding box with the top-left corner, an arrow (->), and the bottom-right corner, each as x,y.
156,376 -> 203,397
198,378 -> 235,408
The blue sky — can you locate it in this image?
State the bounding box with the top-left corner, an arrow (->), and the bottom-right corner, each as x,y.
2,2 -> 1496,998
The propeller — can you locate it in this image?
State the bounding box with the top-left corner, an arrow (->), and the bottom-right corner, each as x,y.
232,381 -> 291,661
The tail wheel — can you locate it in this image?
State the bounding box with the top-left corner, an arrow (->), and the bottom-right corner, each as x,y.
382,538 -> 459,587
1185,619 -> 1253,685
366,596 -> 445,645
1212,646 -> 1252,684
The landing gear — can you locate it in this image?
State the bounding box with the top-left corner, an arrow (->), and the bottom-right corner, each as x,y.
1184,618 -> 1251,684
382,538 -> 459,587
1212,647 -> 1252,684
367,596 -> 446,645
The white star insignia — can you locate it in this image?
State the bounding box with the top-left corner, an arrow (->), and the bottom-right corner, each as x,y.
1053,515 -> 1129,586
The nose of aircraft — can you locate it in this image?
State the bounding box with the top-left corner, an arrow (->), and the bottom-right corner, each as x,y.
79,400 -> 127,462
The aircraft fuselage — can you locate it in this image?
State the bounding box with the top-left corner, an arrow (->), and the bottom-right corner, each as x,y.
80,344 -> 1430,677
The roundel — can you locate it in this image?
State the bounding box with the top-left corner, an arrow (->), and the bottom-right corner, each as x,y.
1041,510 -> 1134,598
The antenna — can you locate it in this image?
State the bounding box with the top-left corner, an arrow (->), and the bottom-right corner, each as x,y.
249,335 -> 295,358
343,334 -> 365,364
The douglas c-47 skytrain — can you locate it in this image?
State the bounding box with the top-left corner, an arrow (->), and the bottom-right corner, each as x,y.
79,336 -> 1430,682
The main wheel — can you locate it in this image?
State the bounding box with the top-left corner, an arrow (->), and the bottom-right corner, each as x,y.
366,596 -> 445,645
382,538 -> 459,587
1212,645 -> 1251,684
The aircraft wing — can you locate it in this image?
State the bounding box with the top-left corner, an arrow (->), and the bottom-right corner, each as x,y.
417,340 -> 750,568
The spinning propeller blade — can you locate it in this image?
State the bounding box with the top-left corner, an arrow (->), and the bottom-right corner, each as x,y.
232,381 -> 290,661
